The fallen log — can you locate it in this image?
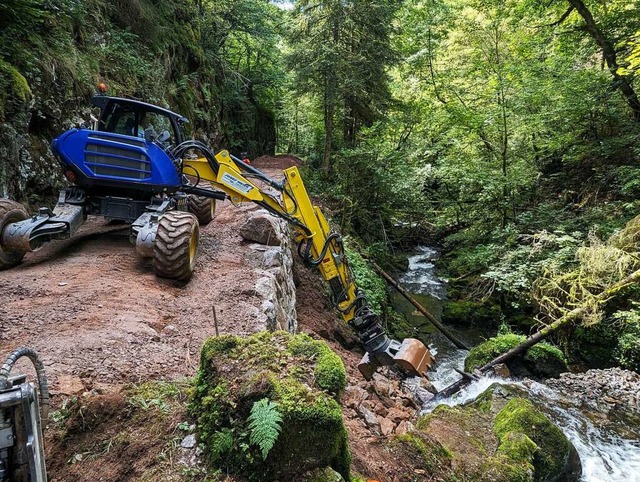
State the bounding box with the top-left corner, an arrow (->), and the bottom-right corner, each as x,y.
372,262 -> 469,350
435,267 -> 640,400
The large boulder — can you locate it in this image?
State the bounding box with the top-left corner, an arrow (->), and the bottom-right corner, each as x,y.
239,212 -> 283,246
399,384 -> 581,482
191,331 -> 350,481
465,334 -> 568,379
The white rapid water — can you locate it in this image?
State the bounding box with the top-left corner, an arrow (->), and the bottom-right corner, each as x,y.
524,380 -> 640,482
399,246 -> 447,299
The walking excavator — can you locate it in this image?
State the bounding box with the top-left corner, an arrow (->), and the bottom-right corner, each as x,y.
0,94 -> 434,481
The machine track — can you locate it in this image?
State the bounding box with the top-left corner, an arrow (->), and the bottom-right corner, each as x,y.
0,199 -> 28,270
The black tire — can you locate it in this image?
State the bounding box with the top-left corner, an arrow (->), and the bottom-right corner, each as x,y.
153,211 -> 199,281
0,199 -> 28,270
188,195 -> 215,226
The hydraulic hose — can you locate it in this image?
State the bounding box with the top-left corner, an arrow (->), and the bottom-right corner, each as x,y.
0,347 -> 50,420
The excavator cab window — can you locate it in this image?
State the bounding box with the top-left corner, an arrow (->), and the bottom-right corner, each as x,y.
92,96 -> 186,145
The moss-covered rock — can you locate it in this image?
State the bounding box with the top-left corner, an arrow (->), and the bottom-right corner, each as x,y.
392,431 -> 457,480
442,299 -> 501,326
464,334 -> 568,379
412,385 -> 580,482
494,398 -> 574,482
302,467 -> 346,482
191,331 -> 350,481
414,403 -> 535,482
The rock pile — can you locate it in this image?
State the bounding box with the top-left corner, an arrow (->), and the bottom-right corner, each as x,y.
343,371 -> 435,437
545,367 -> 640,418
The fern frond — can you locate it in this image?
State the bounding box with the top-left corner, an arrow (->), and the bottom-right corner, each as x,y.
247,398 -> 283,460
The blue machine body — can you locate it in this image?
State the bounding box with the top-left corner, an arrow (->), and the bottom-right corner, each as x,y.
51,128 -> 182,193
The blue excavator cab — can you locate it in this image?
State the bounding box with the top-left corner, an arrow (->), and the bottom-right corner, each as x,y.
51,96 -> 189,194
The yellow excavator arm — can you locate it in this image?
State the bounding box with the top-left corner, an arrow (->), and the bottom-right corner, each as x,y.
179,147 -> 434,379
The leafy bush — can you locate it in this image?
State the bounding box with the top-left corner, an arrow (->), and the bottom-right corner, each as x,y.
343,241 -> 387,315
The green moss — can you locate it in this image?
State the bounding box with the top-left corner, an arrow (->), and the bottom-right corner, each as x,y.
465,335 -> 567,378
201,335 -> 240,362
395,432 -> 453,470
442,299 -> 501,326
496,432 -> 537,464
0,59 -> 32,121
494,398 -> 570,481
192,331 -> 350,480
289,333 -> 346,394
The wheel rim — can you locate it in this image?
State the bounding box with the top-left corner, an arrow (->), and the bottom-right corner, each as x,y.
188,229 -> 198,269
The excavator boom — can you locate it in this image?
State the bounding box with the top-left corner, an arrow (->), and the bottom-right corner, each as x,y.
179,147 -> 434,379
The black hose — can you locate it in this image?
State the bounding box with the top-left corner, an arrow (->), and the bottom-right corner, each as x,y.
0,347 -> 50,420
299,232 -> 342,267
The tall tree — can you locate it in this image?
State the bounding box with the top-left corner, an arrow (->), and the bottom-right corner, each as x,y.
563,0 -> 640,121
287,0 -> 397,173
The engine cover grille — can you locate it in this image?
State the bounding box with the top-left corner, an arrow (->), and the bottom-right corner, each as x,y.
85,133 -> 151,180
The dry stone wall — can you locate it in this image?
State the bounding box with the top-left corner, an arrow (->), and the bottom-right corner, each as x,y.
241,210 -> 297,333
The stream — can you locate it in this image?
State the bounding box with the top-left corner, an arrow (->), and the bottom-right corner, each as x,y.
394,246 -> 640,482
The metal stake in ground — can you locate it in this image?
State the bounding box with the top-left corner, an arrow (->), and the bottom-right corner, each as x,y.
212,305 -> 219,337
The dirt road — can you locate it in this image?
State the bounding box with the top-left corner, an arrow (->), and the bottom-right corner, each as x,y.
0,161 -> 292,397
1,156 -> 432,481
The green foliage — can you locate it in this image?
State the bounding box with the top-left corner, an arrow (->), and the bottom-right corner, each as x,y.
248,398 -> 283,460
611,308 -> 640,371
286,0 -> 398,170
343,242 -> 387,315
128,381 -> 184,414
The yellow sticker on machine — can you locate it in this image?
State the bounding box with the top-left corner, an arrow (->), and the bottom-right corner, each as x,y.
221,172 -> 253,194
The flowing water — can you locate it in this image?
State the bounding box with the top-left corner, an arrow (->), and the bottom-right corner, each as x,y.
395,246 -> 640,482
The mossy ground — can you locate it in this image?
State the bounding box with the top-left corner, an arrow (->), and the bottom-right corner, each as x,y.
46,380 -> 206,481
442,299 -> 501,326
192,331 -> 350,481
464,334 -> 568,378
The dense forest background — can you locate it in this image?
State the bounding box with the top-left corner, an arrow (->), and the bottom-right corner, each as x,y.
2,0 -> 640,371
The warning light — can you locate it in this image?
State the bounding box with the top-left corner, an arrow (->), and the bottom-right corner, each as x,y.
64,170 -> 76,183
97,83 -> 108,94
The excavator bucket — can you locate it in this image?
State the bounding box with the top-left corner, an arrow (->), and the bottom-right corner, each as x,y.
393,338 -> 435,375
358,338 -> 435,380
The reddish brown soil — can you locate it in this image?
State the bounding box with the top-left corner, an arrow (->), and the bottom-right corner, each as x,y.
1,157 -> 429,481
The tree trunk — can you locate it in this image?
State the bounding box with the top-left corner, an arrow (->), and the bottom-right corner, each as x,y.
567,0 -> 640,121
322,95 -> 334,175
372,262 -> 470,350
